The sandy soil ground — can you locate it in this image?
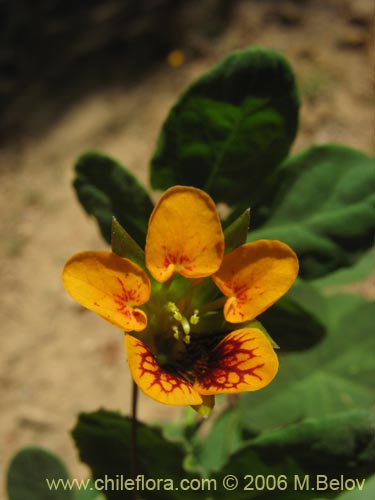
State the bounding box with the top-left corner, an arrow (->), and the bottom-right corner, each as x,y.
1,0 -> 374,495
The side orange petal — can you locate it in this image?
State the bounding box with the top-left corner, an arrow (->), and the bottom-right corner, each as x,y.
193,328 -> 278,395
145,186 -> 224,282
125,335 -> 203,406
62,251 -> 150,332
212,240 -> 299,323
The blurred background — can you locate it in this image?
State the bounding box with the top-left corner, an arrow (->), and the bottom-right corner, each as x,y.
1,0 -> 374,491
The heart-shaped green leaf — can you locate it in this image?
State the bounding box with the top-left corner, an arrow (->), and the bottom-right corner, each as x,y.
150,47 -> 299,206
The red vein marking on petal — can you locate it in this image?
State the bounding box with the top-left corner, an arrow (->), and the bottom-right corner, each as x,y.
161,245 -> 194,271
112,277 -> 142,318
194,332 -> 264,391
226,269 -> 263,300
227,300 -> 245,320
233,283 -> 249,300
134,339 -> 196,396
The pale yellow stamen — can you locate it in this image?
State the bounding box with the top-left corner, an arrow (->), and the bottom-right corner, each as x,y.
190,309 -> 200,325
172,325 -> 180,340
167,302 -> 200,345
180,317 -> 190,335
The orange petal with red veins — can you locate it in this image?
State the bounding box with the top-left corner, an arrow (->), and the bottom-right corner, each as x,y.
212,240 -> 298,323
62,251 -> 150,332
145,186 -> 224,282
125,335 -> 203,406
193,328 -> 278,395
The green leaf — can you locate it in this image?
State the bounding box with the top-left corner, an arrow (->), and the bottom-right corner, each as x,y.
74,152 -> 153,246
71,409 -> 201,500
314,474 -> 375,500
150,47 -> 299,206
74,489 -> 104,500
248,145 -> 375,279
7,447 -> 73,500
223,209 -> 250,254
193,405 -> 244,476
238,295 -> 374,432
312,249 -> 375,291
212,411 -> 374,500
259,278 -> 326,351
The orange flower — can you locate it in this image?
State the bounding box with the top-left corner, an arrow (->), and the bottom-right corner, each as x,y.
62,186 -> 298,415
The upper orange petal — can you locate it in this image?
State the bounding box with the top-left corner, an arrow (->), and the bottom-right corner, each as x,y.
125,335 -> 203,406
212,240 -> 298,323
145,186 -> 224,282
62,251 -> 150,332
193,328 -> 278,395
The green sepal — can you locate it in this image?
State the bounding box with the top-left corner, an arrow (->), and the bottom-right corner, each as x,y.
191,395 -> 215,418
241,319 -> 279,349
111,216 -> 145,269
223,208 -> 250,254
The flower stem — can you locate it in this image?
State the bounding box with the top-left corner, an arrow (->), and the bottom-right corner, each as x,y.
131,380 -> 139,499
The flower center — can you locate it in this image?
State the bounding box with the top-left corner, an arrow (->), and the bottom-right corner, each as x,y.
149,298 -> 231,385
166,302 -> 200,345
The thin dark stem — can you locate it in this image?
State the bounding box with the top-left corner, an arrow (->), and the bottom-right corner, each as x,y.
131,381 -> 139,477
131,380 -> 139,499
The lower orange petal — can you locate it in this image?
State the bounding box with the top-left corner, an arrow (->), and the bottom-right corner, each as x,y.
125,335 -> 203,406
193,328 -> 278,395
